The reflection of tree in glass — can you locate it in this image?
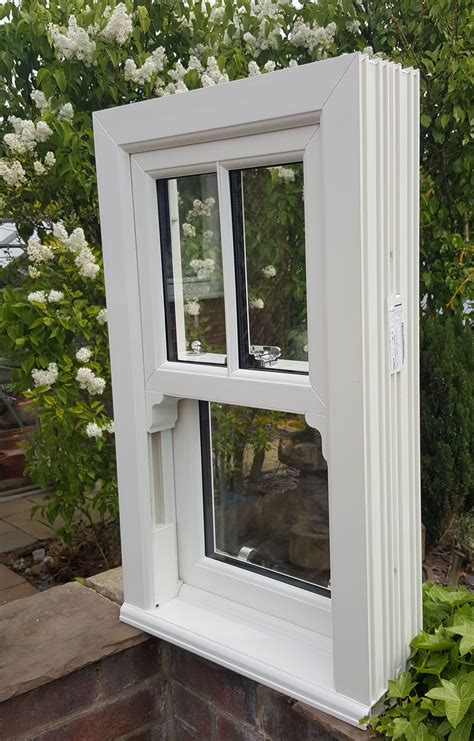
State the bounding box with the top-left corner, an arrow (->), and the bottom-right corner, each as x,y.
176,174 -> 226,354
243,164 -> 307,361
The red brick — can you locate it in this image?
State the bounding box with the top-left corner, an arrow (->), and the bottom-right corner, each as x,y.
119,721 -> 174,741
100,640 -> 161,696
0,663 -> 98,737
175,720 -> 199,741
172,647 -> 256,724
216,713 -> 261,741
31,686 -> 159,741
173,681 -> 213,739
258,686 -> 328,741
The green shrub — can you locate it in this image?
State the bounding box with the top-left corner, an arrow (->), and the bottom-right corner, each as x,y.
365,583 -> 474,740
420,313 -> 474,543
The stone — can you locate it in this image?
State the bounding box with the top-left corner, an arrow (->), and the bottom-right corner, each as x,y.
0,564 -> 25,590
3,513 -> 53,540
0,582 -> 37,605
0,528 -> 36,554
32,547 -> 45,563
85,566 -> 124,605
278,428 -> 327,474
289,527 -> 330,570
0,581 -> 146,702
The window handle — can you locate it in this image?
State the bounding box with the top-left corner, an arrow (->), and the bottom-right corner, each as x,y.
249,345 -> 281,368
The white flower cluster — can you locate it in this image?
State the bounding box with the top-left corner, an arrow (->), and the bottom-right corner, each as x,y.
52,223 -> 99,279
156,55 -> 228,97
58,103 -> 74,122
48,16 -> 96,65
272,166 -> 296,182
182,222 -> 196,238
240,0 -> 286,52
31,362 -> 58,389
250,297 -> 265,309
27,289 -> 64,304
289,20 -> 337,55
3,116 -> 52,155
26,237 -> 54,264
101,3 -> 133,45
97,308 -> 108,325
76,367 -> 106,395
346,20 -> 361,34
0,160 -> 26,188
33,151 -> 56,176
85,420 -> 114,438
124,47 -> 166,86
184,299 -> 200,317
262,264 -> 276,278
31,90 -> 50,114
190,258 -> 215,280
28,266 -> 41,279
249,59 -> 276,77
76,347 -> 92,362
203,229 -> 214,242
186,197 -> 215,221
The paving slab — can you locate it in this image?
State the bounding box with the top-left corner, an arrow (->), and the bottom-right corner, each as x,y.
3,513 -> 53,540
0,581 -> 147,702
0,582 -> 37,606
0,497 -> 35,517
0,564 -> 25,591
0,520 -> 19,535
0,528 -> 37,554
85,566 -> 124,605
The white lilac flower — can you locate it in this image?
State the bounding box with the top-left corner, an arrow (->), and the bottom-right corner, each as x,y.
75,247 -> 100,279
4,117 -> 36,154
273,166 -> 296,183
85,422 -> 103,438
124,47 -> 166,86
0,159 -> 27,188
76,347 -> 92,362
101,3 -> 133,45
304,344 -> 308,353
66,227 -> 88,252
26,237 -> 54,264
28,290 -> 47,304
45,151 -> 56,168
184,299 -> 200,317
31,90 -> 50,113
186,197 -> 215,221
288,59 -> 298,68
105,420 -> 115,433
28,266 -> 41,279
31,362 -> 58,389
198,56 -> 228,89
248,61 -> 261,77
49,16 -> 96,65
58,103 -> 74,122
33,160 -> 46,176
52,222 -> 69,242
250,297 -> 265,309
203,230 -> 214,242
182,222 -> 196,238
263,61 -> 276,73
97,308 -> 108,325
35,121 -> 53,142
289,20 -> 337,56
262,265 -> 276,278
48,290 -> 64,303
76,367 -> 106,395
190,258 -> 215,280
346,20 -> 361,34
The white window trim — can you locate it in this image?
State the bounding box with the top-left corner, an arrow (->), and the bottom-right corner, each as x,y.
94,53 -> 421,726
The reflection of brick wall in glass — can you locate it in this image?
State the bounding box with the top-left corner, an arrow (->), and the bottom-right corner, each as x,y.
202,402 -> 330,594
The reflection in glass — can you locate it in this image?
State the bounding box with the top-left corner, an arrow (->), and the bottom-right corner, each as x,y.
233,163 -> 308,372
158,173 -> 226,364
202,403 -> 330,593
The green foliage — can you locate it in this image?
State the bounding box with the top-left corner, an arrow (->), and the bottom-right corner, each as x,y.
365,584 -> 474,740
420,313 -> 473,541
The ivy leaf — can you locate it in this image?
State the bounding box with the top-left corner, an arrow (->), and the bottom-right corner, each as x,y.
393,718 -> 435,740
411,631 -> 453,651
426,676 -> 474,728
387,672 -> 418,699
445,618 -> 474,656
448,714 -> 474,741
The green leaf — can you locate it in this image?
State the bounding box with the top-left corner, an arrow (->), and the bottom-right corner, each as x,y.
445,618 -> 474,656
449,715 -> 474,741
426,676 -> 474,728
387,671 -> 418,699
411,631 -> 453,651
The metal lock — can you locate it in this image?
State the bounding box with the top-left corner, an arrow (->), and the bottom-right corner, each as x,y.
249,345 -> 281,368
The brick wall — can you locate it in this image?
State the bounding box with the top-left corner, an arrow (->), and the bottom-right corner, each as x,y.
0,582 -> 370,741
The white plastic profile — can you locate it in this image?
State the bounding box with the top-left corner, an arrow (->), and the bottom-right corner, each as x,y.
94,53 -> 420,726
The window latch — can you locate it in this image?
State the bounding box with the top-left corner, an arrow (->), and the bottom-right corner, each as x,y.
249,345 -> 281,368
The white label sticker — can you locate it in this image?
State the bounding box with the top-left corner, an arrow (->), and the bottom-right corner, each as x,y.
388,295 -> 405,374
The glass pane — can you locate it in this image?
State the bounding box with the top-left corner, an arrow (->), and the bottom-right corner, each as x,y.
233,163 -> 308,373
158,173 -> 226,364
202,402 -> 330,593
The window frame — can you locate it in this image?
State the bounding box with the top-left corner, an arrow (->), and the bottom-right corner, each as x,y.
93,53 -> 421,726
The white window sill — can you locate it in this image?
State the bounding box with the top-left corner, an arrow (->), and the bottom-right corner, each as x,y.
120,584 -> 371,727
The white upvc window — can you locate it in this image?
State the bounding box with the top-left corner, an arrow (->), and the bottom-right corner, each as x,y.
94,53 -> 421,726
